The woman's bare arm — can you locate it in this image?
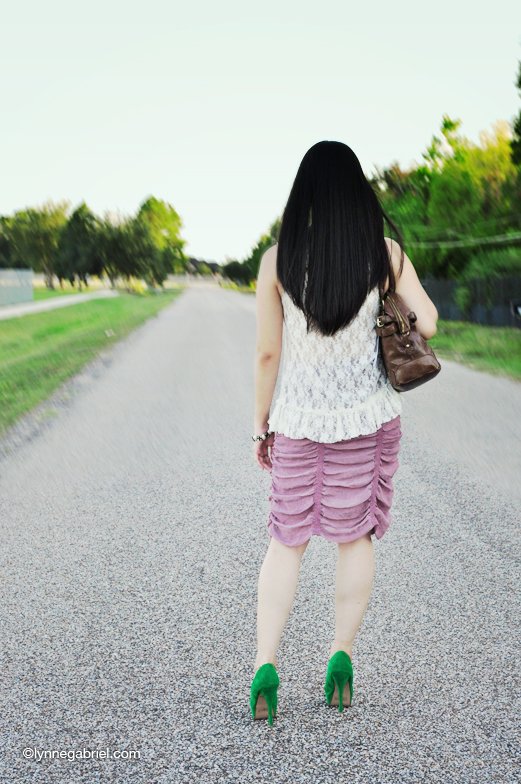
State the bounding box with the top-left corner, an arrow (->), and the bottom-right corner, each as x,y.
384,238 -> 439,340
253,245 -> 283,432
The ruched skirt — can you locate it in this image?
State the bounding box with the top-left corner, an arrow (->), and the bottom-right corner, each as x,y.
267,415 -> 402,546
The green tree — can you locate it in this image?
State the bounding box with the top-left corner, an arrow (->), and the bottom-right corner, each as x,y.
428,120 -> 516,232
507,59 -> 521,229
240,216 -> 281,281
137,196 -> 187,274
97,218 -> 125,288
5,200 -> 69,286
0,217 -> 13,269
511,59 -> 521,165
130,214 -> 168,287
222,260 -> 253,284
55,203 -> 103,289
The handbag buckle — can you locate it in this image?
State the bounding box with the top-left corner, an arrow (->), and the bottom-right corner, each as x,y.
376,315 -> 385,327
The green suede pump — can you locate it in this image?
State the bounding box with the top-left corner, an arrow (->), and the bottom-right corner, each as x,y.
250,663 -> 280,725
324,650 -> 354,712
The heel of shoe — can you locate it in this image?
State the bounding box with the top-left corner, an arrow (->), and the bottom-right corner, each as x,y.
250,663 -> 280,726
330,671 -> 353,712
255,684 -> 278,725
324,650 -> 354,712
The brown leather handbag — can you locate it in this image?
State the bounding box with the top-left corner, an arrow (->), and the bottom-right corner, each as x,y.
375,281 -> 441,391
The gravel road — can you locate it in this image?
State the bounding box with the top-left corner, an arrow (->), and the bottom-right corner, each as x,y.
1,281 -> 519,784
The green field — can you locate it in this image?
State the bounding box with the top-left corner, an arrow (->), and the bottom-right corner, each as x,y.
0,288 -> 184,436
429,320 -> 521,382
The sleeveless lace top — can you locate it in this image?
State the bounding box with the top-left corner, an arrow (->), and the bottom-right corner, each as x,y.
267,284 -> 403,442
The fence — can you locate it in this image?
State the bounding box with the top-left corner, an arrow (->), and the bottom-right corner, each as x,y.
0,268 -> 33,306
421,276 -> 521,328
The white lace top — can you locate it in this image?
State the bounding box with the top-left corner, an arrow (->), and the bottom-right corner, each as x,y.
267,285 -> 403,442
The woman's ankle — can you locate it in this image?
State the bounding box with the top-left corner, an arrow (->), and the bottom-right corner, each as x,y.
329,642 -> 353,659
253,655 -> 278,673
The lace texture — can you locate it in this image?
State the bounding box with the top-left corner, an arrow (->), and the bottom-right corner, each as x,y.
267,286 -> 403,443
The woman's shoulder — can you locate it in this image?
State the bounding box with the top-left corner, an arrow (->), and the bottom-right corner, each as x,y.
272,243 -> 284,296
261,243 -> 283,297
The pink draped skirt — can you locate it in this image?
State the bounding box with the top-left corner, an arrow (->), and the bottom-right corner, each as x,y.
267,415 -> 402,546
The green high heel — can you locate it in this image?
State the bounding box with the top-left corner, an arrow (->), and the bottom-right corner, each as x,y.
324,650 -> 354,712
250,663 -> 280,725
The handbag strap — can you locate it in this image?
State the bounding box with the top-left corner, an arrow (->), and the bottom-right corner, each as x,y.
378,243 -> 397,305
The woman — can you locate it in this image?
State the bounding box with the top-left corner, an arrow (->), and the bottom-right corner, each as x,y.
250,141 -> 439,725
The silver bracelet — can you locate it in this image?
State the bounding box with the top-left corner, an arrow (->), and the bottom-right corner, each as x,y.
252,429 -> 273,442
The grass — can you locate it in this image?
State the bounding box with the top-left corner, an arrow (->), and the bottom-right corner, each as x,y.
0,287 -> 184,436
220,281 -> 255,294
33,285 -> 92,300
429,319 -> 521,382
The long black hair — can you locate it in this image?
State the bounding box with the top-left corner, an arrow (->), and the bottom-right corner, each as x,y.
276,140 -> 405,336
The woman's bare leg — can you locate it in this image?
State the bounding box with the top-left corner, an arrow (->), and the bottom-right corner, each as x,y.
253,536 -> 309,674
329,532 -> 375,659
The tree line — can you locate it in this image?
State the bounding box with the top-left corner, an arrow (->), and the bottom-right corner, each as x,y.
0,196 -> 188,289
228,62 -> 521,290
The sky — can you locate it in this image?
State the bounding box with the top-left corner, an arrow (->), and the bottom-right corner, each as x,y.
1,1 -> 520,265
